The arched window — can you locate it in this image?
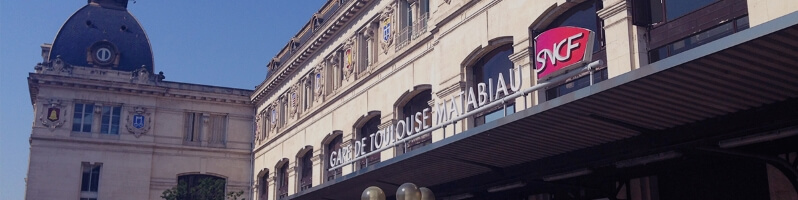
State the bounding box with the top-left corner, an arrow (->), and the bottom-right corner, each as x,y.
400,89 -> 432,153
276,161 -> 289,199
358,116 -> 381,168
175,174 -> 226,200
325,134 -> 343,181
471,44 -> 515,126
539,0 -> 609,100
298,149 -> 313,191
258,171 -> 269,200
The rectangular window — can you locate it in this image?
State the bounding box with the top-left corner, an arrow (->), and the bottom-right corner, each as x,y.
649,16 -> 748,63
72,103 -> 94,133
99,106 -> 121,135
80,162 -> 101,200
184,112 -> 203,143
207,114 -> 227,147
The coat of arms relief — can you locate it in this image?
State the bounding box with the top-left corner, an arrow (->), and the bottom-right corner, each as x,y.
40,99 -> 68,131
125,106 -> 152,138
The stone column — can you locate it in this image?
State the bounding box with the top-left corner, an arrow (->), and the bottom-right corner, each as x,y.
340,139 -> 354,175
597,0 -> 648,78
433,82 -> 466,135
92,104 -> 103,134
268,172 -> 277,200
363,30 -> 374,68
311,149 -> 323,187
287,161 -> 297,195
201,113 -> 210,146
508,42 -> 535,110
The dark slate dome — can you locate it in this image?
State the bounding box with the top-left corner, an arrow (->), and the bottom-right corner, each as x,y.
49,0 -> 154,73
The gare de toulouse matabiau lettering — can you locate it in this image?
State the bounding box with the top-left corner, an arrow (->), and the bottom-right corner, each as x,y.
329,26 -> 595,169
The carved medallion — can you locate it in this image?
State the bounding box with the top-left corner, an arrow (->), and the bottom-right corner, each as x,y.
39,99 -> 67,131
125,106 -> 152,138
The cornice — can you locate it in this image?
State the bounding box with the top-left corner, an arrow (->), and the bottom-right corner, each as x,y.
252,0 -> 375,104
597,0 -> 630,28
30,133 -> 252,155
28,72 -> 253,106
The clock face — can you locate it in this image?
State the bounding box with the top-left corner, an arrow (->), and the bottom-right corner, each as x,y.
90,41 -> 117,66
96,47 -> 113,62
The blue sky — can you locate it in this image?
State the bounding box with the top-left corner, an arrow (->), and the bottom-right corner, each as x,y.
0,1 -> 324,198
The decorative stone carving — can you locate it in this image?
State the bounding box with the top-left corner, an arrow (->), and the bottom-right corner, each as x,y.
39,56 -> 74,75
289,86 -> 299,117
314,64 -> 325,100
125,106 -> 152,138
39,99 -> 68,131
269,103 -> 279,129
379,5 -> 395,54
255,113 -> 263,143
343,38 -> 356,80
131,65 -> 152,84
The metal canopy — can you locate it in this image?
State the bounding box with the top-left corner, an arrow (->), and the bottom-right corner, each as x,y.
288,12 -> 798,200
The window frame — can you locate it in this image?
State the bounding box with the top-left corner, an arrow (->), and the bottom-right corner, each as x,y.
72,103 -> 95,133
298,150 -> 313,191
536,0 -> 609,101
356,116 -> 381,169
469,44 -> 516,126
324,134 -> 343,182
398,89 -> 433,154
80,162 -> 102,200
277,162 -> 289,200
259,173 -> 269,200
184,112 -> 203,144
99,105 -> 122,135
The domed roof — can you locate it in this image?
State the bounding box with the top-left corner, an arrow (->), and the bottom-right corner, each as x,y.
49,0 -> 153,73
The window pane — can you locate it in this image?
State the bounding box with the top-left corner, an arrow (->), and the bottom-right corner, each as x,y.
90,165 -> 100,191
665,0 -> 718,21
736,16 -> 749,30
83,105 -> 93,132
546,0 -> 602,52
650,0 -> 664,24
81,167 -> 91,191
111,124 -> 119,135
649,45 -> 669,63
483,104 -> 515,123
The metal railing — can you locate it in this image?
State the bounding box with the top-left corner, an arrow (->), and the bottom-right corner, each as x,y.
396,14 -> 429,50
329,60 -> 604,171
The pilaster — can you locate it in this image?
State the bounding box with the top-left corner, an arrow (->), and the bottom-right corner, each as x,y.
268,172 -> 277,200
597,0 -> 648,78
287,161 -> 297,195
92,104 -> 103,133
508,45 -> 535,109
311,149 -> 323,187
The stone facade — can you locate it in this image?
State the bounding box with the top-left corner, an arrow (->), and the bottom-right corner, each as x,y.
249,0 -> 798,199
27,59 -> 254,200
24,0 -> 798,199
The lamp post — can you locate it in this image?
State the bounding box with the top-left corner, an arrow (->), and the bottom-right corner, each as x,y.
364,183 -> 434,200
362,186 -> 386,200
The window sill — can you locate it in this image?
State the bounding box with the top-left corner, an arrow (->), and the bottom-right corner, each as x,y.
69,132 -> 120,140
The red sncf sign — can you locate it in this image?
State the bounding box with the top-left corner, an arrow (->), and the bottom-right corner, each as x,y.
534,26 -> 595,80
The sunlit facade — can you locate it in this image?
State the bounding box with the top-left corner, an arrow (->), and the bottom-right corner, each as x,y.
24,0 -> 798,199
250,0 -> 798,199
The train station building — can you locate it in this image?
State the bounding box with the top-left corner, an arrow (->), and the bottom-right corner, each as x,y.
24,0 -> 798,199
